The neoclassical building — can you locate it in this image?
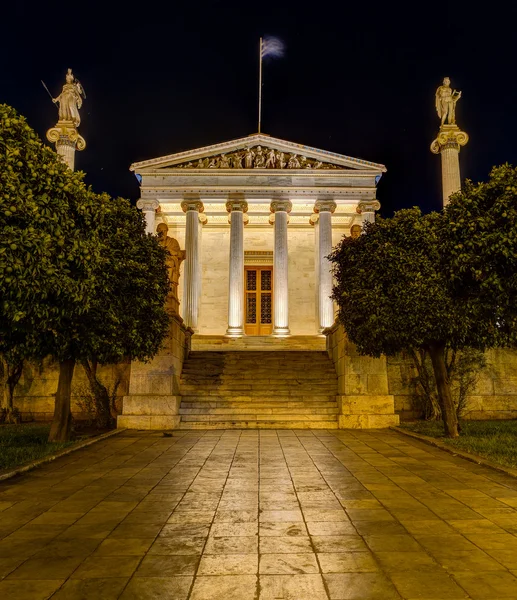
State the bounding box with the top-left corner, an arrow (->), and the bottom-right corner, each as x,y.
132,133 -> 384,339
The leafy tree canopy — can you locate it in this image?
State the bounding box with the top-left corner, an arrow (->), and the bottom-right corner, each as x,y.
0,105 -> 170,440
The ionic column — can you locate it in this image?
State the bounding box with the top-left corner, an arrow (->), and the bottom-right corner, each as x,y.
46,123 -> 86,171
136,199 -> 159,234
314,200 -> 336,332
431,125 -> 469,207
357,200 -> 381,229
226,197 -> 248,337
270,199 -> 292,336
181,199 -> 204,331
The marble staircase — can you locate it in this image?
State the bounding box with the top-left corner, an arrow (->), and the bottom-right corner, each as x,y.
178,350 -> 339,429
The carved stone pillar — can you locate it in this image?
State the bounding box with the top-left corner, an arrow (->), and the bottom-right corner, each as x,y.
357,200 -> 381,228
226,197 -> 248,337
46,122 -> 86,171
270,199 -> 292,337
181,199 -> 204,331
431,124 -> 469,206
137,199 -> 160,235
314,200 -> 336,332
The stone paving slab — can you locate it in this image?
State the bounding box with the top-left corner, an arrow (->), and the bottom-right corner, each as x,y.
0,429 -> 517,599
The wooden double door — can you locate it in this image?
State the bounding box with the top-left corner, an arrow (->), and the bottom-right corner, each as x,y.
245,266 -> 273,335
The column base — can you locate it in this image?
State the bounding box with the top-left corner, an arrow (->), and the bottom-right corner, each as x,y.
225,327 -> 245,338
272,327 -> 290,337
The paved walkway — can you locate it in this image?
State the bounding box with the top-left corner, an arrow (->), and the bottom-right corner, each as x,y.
0,430 -> 517,599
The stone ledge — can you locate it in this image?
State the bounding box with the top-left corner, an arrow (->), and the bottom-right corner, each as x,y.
338,395 -> 396,415
339,414 -> 400,429
121,395 -> 181,416
117,415 -> 181,430
391,426 -> 517,479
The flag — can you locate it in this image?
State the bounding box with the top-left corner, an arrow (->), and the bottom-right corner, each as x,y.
261,36 -> 285,59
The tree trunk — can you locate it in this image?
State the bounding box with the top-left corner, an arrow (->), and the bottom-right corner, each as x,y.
0,356 -> 8,410
49,359 -> 75,442
7,361 -> 23,411
428,343 -> 459,438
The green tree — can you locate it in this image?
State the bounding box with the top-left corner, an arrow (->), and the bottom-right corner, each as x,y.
444,164 -> 517,349
330,208 -> 471,438
74,193 -> 170,431
0,105 -> 170,441
0,104 -> 101,435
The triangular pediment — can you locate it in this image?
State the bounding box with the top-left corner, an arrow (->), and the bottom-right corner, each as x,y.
130,134 -> 386,173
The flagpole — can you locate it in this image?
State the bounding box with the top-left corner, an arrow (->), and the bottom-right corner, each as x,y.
258,37 -> 263,133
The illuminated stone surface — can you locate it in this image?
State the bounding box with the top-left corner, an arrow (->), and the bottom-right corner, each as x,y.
0,429 -> 517,598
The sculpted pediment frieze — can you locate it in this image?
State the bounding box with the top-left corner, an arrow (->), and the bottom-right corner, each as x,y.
173,146 -> 348,170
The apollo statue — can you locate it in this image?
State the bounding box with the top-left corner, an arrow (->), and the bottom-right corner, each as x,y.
435,77 -> 462,126
53,68 -> 85,127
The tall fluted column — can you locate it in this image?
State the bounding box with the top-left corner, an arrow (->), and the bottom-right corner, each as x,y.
270,199 -> 292,337
226,197 -> 248,337
181,199 -> 204,331
137,199 -> 159,234
431,125 -> 469,207
314,200 -> 336,332
357,200 -> 381,229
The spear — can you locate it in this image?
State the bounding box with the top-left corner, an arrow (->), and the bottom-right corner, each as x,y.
41,80 -> 55,103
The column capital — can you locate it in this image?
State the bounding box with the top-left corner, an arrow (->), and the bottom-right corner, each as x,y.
46,122 -> 86,152
181,199 -> 204,213
314,200 -> 337,214
270,199 -> 292,213
430,124 -> 469,154
137,199 -> 159,211
226,199 -> 248,213
309,213 -> 319,226
357,199 -> 381,215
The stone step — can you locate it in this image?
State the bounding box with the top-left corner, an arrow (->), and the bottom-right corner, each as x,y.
179,420 -> 339,430
179,407 -> 339,415
191,335 -> 326,352
180,412 -> 337,422
181,385 -> 337,397
180,398 -> 338,407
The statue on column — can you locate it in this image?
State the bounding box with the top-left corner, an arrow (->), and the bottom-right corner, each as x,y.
435,77 -> 462,126
53,68 -> 85,127
157,223 -> 186,315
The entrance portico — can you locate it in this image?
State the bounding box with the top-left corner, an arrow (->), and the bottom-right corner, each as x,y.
130,133 -> 386,338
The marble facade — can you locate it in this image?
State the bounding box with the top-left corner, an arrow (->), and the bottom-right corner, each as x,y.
130,133 -> 386,337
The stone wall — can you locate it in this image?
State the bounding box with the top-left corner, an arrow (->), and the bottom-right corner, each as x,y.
325,322 -> 399,428
117,314 -> 192,429
387,348 -> 517,421
13,358 -> 130,422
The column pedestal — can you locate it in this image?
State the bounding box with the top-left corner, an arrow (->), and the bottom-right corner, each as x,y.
271,200 -> 292,337
137,199 -> 159,234
431,124 -> 469,207
181,199 -> 204,331
314,200 -> 336,332
226,197 -> 248,337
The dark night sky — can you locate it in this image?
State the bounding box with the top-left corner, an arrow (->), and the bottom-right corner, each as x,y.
3,1 -> 517,216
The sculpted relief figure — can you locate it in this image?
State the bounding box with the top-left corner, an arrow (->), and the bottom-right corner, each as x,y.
244,147 -> 255,168
175,147 -> 343,169
157,223 -> 185,315
231,152 -> 243,168
276,151 -> 286,169
254,146 -> 265,168
219,154 -> 230,168
435,77 -> 462,126
53,68 -> 84,127
288,154 -> 301,169
265,148 -> 276,168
